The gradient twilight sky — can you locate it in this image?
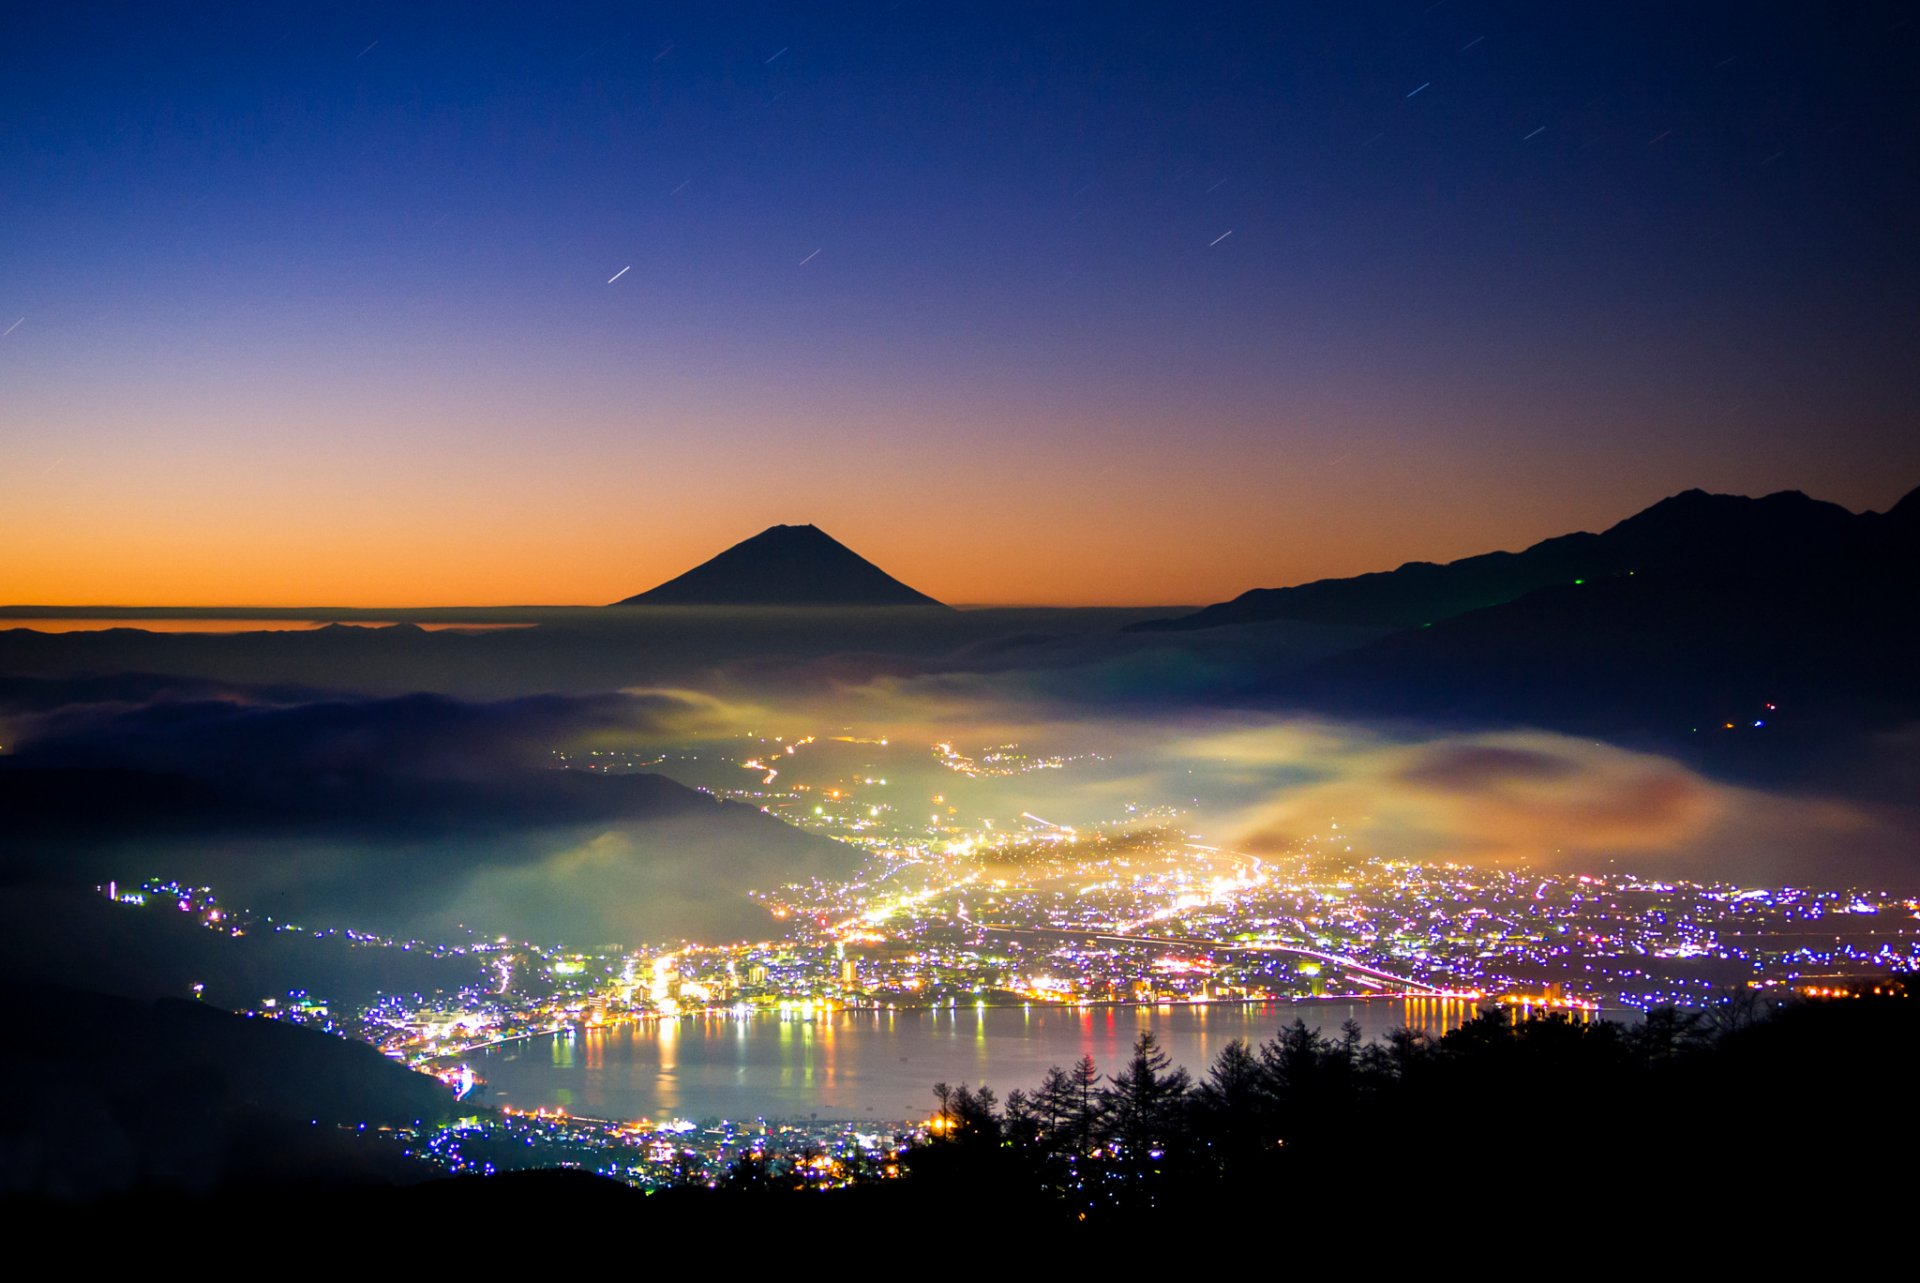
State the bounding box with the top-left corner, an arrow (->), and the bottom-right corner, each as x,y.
3,3 -> 1916,607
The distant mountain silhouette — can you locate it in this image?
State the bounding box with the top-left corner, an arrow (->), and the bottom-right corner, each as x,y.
1259,484 -> 1920,791
1132,487 -> 1894,632
615,524 -> 945,607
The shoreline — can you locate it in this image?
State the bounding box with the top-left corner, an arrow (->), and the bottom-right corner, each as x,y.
420,990 -> 1586,1070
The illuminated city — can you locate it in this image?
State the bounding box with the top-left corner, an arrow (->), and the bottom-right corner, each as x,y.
86,724 -> 1918,1187
4,2 -> 1917,1249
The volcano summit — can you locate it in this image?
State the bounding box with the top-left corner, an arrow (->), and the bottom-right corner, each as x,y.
614,525 -> 946,607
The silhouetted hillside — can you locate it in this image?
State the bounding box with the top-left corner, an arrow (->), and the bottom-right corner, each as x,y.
0,982 -> 448,1199
616,525 -> 946,607
0,885 -> 480,1013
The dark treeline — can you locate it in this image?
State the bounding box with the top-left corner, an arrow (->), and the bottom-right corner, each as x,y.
894,994 -> 1920,1223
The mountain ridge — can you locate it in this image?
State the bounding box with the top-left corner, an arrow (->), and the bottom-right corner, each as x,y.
615,524 -> 946,607
1133,485 -> 1917,633
1214,481 -> 1920,795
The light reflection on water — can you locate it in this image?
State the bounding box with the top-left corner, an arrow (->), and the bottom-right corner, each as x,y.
474,998 -> 1499,1122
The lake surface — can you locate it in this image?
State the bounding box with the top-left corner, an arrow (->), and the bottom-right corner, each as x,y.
472,998 -> 1495,1123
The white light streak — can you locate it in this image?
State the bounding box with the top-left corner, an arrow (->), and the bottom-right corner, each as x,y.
607,265 -> 631,284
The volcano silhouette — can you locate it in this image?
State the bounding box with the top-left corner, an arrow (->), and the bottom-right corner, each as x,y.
614,524 -> 945,607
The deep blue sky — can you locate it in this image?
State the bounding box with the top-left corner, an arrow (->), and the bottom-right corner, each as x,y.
4,2 -> 1916,604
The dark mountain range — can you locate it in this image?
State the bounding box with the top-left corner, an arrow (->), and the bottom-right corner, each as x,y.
1134,487 -> 1915,632
1262,484 -> 1920,793
615,524 -> 946,607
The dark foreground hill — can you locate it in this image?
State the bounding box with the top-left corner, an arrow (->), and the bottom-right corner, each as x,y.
0,885 -> 480,1014
616,524 -> 946,607
0,981 -> 448,1200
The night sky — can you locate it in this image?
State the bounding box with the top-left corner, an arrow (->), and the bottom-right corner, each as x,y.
4,2 -> 1916,606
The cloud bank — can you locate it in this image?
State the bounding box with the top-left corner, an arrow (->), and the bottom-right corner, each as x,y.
0,676 -> 852,944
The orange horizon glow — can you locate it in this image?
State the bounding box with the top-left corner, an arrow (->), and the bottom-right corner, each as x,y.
7,469 -> 1913,611
7,373 -> 1912,610
2,619 -> 540,632
9,463 -> 1913,610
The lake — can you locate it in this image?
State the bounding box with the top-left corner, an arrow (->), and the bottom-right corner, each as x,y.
471,997 -> 1502,1123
